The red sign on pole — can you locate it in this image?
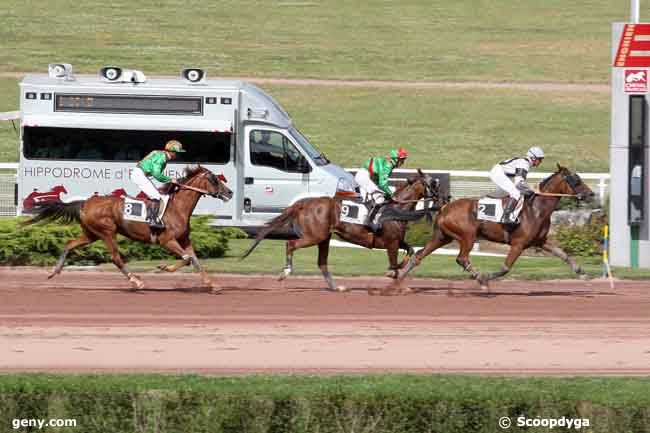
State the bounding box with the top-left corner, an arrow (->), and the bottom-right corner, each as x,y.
614,24 -> 650,67
624,69 -> 649,92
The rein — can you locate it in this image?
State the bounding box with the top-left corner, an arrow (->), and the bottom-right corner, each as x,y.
391,197 -> 437,204
533,190 -> 577,198
176,183 -> 213,195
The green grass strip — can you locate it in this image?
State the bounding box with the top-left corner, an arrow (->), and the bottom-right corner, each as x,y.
1,374 -> 649,433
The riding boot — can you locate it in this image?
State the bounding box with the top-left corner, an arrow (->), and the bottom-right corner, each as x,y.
148,199 -> 165,230
364,203 -> 382,233
502,197 -> 518,226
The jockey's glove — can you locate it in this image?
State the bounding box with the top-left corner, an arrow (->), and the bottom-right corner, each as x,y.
517,182 -> 535,196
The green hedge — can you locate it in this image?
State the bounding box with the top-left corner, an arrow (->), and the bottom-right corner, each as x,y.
0,216 -> 247,266
1,374 -> 650,433
554,213 -> 607,258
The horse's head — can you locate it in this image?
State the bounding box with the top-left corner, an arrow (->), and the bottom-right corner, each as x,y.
394,169 -> 443,204
179,166 -> 234,202
539,163 -> 595,201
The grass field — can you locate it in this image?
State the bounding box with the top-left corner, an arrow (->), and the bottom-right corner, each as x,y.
109,238 -> 650,280
0,1 -> 619,170
0,1 -> 624,83
0,77 -> 609,171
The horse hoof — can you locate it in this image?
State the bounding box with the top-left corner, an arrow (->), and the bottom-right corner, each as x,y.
47,270 -> 59,279
210,286 -> 223,294
384,270 -> 398,279
335,285 -> 348,292
129,277 -> 145,290
278,268 -> 292,281
155,264 -> 168,273
579,273 -> 590,281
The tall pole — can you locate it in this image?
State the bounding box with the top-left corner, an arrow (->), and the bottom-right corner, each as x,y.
631,0 -> 640,23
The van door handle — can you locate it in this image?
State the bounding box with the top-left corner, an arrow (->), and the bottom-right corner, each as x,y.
245,177 -> 254,185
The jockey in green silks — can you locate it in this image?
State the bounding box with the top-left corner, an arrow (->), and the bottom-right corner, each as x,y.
354,147 -> 408,232
132,140 -> 185,229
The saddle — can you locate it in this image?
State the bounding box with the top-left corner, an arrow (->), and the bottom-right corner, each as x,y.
477,195 -> 524,225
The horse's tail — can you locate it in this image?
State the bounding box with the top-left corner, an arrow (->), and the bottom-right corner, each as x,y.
241,205 -> 299,260
20,201 -> 84,226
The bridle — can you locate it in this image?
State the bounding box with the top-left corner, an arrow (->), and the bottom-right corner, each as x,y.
535,172 -> 585,199
391,174 -> 439,205
174,171 -> 230,200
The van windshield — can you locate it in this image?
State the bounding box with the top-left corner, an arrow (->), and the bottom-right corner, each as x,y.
290,127 -> 329,166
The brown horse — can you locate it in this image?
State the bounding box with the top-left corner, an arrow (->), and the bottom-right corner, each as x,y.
241,170 -> 442,291
22,166 -> 233,290
396,164 -> 595,290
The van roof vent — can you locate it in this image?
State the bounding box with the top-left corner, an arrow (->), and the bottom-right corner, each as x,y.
247,108 -> 268,120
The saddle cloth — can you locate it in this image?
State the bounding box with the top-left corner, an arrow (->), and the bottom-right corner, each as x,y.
122,195 -> 169,223
339,199 -> 369,225
477,197 -> 523,224
123,197 -> 148,222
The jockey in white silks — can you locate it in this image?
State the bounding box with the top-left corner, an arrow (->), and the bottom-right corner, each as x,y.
488,146 -> 545,225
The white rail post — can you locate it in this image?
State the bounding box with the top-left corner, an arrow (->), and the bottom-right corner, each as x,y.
598,176 -> 607,206
631,0 -> 640,23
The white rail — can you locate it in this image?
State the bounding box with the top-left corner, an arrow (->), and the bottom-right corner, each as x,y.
0,163 -> 610,217
349,168 -> 610,205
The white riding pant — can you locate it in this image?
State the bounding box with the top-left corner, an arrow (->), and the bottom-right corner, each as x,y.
131,167 -> 162,200
354,169 -> 386,204
488,165 -> 521,200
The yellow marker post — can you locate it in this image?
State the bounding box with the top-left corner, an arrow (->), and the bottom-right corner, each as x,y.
602,225 -> 615,290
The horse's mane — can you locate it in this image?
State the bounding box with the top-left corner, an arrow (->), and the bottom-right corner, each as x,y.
180,165 -> 205,182
393,173 -> 422,195
538,167 -> 566,191
159,165 -> 205,194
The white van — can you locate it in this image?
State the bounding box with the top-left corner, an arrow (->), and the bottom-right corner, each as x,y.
8,64 -> 356,232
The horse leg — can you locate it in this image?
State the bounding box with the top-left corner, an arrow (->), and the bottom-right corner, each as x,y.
384,241 -> 401,279
156,237 -> 193,274
455,236 -> 480,279
157,258 -> 189,273
397,239 -> 415,270
478,244 -> 525,290
185,243 -> 218,291
541,240 -> 588,280
386,243 -> 415,295
279,240 -> 293,280
279,237 -> 321,281
317,235 -> 344,292
160,239 -> 215,291
397,229 -> 452,281
48,232 -> 96,279
103,236 -> 143,290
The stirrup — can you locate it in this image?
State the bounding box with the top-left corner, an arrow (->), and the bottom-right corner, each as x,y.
502,213 -> 518,226
148,215 -> 165,229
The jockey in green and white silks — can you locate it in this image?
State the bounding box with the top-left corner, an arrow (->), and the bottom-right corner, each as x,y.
488,146 -> 544,225
354,147 -> 408,231
132,140 -> 185,229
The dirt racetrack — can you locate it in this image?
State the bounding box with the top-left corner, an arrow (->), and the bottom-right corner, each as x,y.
1,269 -> 649,375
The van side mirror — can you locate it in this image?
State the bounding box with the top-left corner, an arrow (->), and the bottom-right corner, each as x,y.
297,156 -> 311,173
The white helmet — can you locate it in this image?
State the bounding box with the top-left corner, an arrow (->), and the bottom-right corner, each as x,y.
527,146 -> 545,160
